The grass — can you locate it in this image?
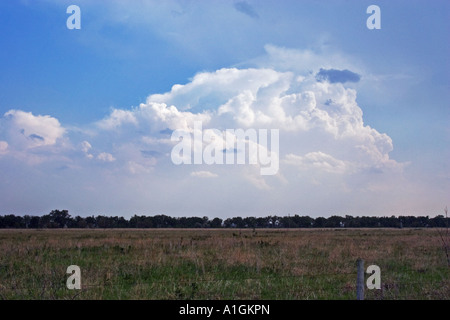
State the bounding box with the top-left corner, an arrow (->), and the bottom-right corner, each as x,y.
0,228 -> 448,300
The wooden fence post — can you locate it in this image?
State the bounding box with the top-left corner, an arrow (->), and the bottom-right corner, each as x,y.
356,258 -> 364,300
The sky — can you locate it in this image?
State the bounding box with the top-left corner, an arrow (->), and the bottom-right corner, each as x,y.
0,0 -> 449,218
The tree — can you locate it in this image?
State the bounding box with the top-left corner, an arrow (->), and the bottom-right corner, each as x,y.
85,216 -> 97,228
211,217 -> 223,228
243,217 -> 257,228
325,216 -> 343,228
48,210 -> 71,228
0,215 -> 23,228
97,215 -> 113,228
71,216 -> 87,228
292,215 -> 313,228
314,217 -> 326,228
29,216 -> 40,229
117,216 -> 129,228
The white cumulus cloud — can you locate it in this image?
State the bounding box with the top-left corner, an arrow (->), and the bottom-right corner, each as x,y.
97,109 -> 138,130
87,55 -> 402,188
1,110 -> 65,149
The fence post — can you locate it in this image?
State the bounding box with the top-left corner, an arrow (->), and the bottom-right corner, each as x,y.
356,258 -> 364,300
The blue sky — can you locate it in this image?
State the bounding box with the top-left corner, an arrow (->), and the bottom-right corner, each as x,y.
0,0 -> 448,217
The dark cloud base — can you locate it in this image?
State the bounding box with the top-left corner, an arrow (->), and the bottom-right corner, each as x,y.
316,68 -> 361,84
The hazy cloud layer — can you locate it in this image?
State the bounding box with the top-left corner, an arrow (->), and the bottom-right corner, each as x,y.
191,171 -> 219,178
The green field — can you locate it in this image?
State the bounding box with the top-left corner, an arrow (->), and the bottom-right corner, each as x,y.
0,228 -> 448,300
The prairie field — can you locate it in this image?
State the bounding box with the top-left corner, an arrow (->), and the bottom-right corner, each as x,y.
0,228 -> 448,300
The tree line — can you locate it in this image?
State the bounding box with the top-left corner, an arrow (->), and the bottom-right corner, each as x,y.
0,210 -> 448,229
